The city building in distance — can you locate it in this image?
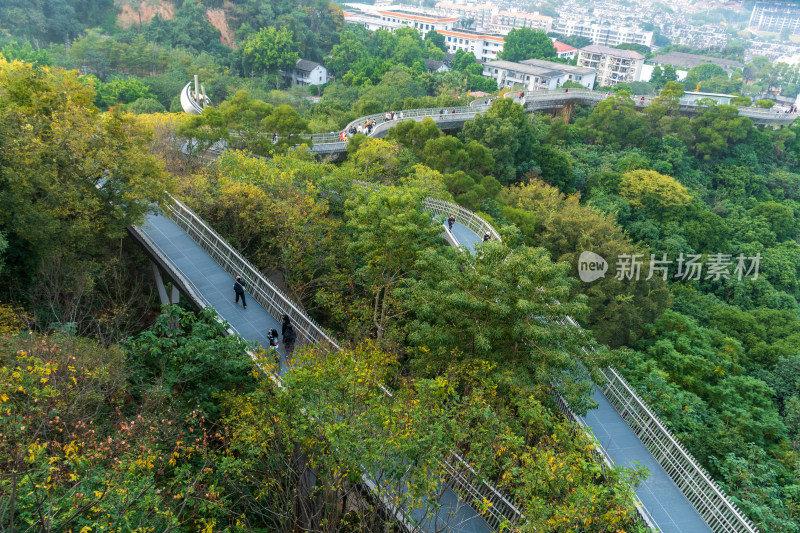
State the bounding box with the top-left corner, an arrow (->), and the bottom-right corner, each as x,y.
748,1 -> 800,33
551,19 -> 653,47
577,44 -> 644,86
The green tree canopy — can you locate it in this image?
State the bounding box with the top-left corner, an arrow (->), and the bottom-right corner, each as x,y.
241,25 -> 299,76
498,27 -> 556,62
399,238 -> 607,411
424,29 -> 447,53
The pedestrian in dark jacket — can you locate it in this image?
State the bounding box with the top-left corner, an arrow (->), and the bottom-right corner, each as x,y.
483,233 -> 491,242
281,315 -> 297,357
233,276 -> 247,309
448,214 -> 455,230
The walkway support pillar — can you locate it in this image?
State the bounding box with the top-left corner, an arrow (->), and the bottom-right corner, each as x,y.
171,284 -> 180,305
151,261 -> 170,306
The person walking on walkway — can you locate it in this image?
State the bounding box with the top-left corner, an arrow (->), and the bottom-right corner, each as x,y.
233,276 -> 247,309
281,315 -> 296,357
483,233 -> 491,242
267,327 -> 280,365
448,214 -> 455,230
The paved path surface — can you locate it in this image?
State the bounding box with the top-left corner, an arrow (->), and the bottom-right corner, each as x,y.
449,221 -> 483,251
583,387 -> 711,533
448,222 -> 711,533
136,212 -> 492,533
138,213 -> 286,364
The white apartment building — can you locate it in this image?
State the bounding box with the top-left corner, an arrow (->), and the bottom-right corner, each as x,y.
495,10 -> 552,32
439,29 -> 505,62
435,2 -> 498,29
749,2 -> 800,33
343,5 -> 457,37
343,10 -> 402,32
577,45 -> 643,86
483,59 -> 596,90
374,10 -> 458,38
551,19 -> 653,47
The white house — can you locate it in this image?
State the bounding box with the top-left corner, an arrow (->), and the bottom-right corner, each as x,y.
287,59 -> 328,87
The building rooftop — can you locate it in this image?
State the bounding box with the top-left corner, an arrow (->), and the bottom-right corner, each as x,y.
520,58 -> 594,74
552,41 -> 577,54
295,59 -> 322,72
648,51 -> 744,71
484,59 -> 570,78
497,9 -> 552,20
438,29 -> 505,42
377,10 -> 459,22
424,59 -> 448,71
683,91 -> 734,98
580,44 -> 644,60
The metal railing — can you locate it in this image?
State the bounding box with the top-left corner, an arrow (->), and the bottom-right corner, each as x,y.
422,197 -> 501,242
442,452 -> 524,531
599,367 -> 759,533
164,194 -> 341,352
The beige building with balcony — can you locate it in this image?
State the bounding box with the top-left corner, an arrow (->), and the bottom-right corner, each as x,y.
577,45 -> 643,87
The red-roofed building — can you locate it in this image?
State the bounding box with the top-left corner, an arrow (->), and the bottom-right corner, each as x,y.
553,41 -> 577,59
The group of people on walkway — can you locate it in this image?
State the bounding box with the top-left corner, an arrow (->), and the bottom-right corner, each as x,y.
384,110 -> 403,121
339,119 -> 379,141
233,275 -> 297,366
447,214 -> 492,243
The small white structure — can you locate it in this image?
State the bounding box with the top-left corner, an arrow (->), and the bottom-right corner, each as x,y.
637,63 -> 688,83
180,75 -> 210,115
287,59 -> 328,87
680,91 -> 733,106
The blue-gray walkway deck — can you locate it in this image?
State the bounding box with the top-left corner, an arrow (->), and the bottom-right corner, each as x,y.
446,219 -> 711,533
135,212 -> 492,533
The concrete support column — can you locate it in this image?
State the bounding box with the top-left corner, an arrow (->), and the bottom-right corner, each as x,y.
151,261 -> 170,306
171,284 -> 180,305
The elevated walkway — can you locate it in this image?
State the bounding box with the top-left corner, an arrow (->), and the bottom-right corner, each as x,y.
439,209 -> 756,533
130,180 -> 759,532
130,200 -> 518,533
299,90 -> 795,155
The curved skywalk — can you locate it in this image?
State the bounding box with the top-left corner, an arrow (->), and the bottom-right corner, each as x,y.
443,219 -> 712,533
132,212 -> 495,533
